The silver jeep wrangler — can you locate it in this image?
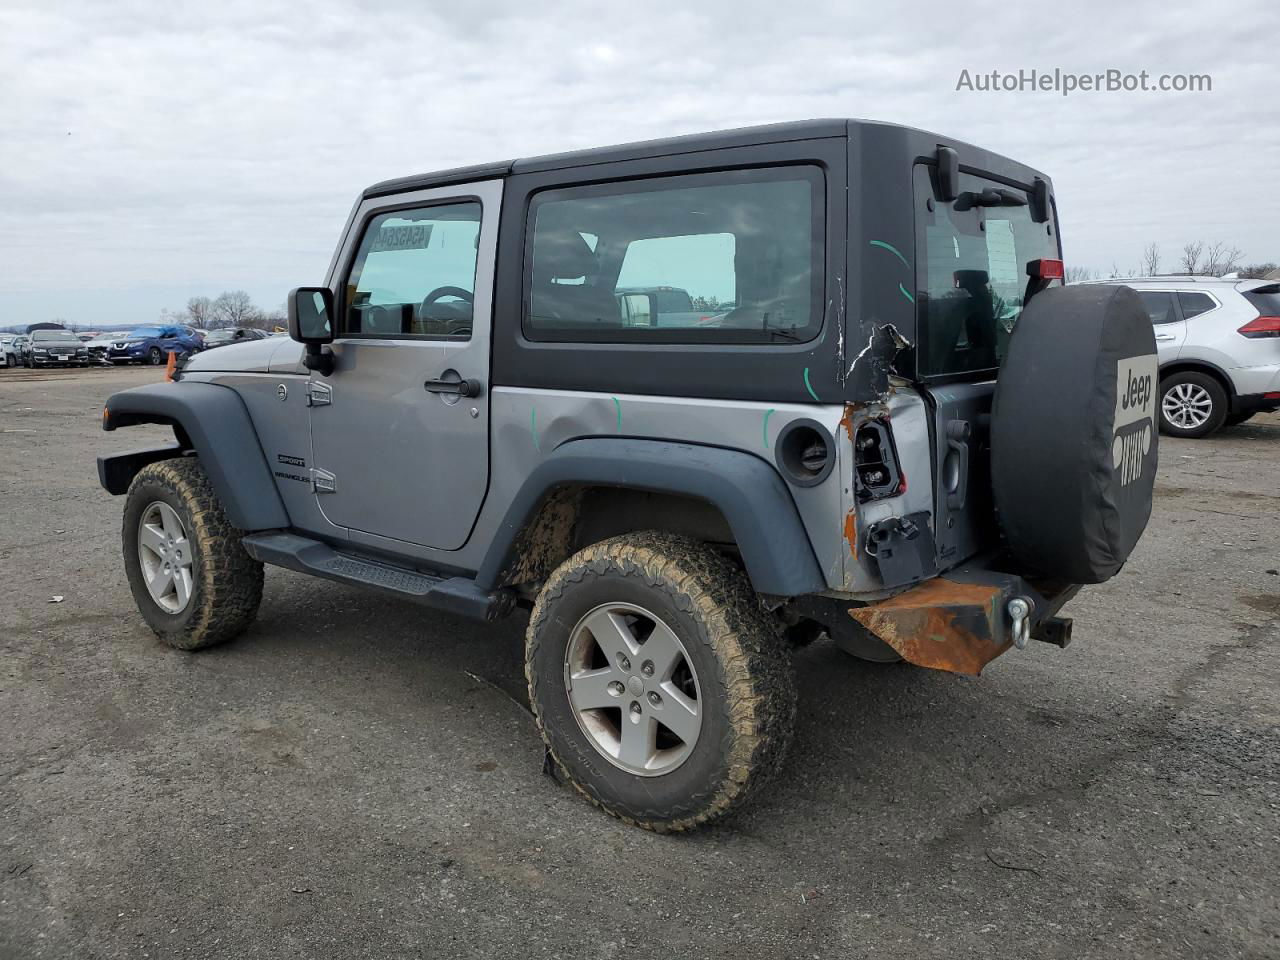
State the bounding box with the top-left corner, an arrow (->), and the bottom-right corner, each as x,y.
98,120 -> 1159,831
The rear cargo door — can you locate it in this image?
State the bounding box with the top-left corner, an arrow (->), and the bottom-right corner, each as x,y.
911,163 -> 1062,570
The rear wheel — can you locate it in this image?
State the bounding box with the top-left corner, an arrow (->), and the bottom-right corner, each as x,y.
123,457 -> 263,650
1159,371 -> 1227,438
527,532 -> 795,832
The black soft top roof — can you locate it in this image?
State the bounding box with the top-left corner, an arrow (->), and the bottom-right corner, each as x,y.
363,119 -> 876,199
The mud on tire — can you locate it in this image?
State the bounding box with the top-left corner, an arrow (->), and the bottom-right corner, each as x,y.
526,532 -> 795,832
122,457 -> 264,650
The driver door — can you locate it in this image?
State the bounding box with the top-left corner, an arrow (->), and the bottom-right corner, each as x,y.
308,180 -> 501,553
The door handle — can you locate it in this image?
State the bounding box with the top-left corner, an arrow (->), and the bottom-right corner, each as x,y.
1154,334 -> 1177,341
423,376 -> 482,398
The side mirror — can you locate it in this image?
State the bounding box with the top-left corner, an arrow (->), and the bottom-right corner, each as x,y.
288,287 -> 336,376
619,292 -> 658,328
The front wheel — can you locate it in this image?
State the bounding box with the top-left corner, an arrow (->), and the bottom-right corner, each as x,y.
1159,372 -> 1228,438
122,457 -> 264,650
147,346 -> 163,365
527,532 -> 795,832
4,354 -> 13,368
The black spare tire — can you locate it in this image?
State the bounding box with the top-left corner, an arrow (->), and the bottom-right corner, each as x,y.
991,284 -> 1158,584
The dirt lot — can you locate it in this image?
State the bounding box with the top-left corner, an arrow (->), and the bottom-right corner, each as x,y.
1,366 -> 1277,960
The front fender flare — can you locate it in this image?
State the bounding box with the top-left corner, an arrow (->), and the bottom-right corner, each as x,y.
100,381 -> 288,531
475,438 -> 825,597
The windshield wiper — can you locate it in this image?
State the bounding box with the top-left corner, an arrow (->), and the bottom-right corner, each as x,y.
954,188 -> 1028,211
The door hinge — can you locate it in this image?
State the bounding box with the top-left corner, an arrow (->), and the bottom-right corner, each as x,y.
306,381 -> 333,406
311,468 -> 337,494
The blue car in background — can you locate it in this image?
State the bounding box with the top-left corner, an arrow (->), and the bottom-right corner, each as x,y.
98,325 -> 205,365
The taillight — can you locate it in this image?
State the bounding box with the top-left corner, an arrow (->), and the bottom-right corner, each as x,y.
1027,258 -> 1065,280
1238,316 -> 1280,339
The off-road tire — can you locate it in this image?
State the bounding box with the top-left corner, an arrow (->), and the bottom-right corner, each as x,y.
1224,412 -> 1255,427
526,531 -> 795,832
122,457 -> 263,650
1159,371 -> 1228,438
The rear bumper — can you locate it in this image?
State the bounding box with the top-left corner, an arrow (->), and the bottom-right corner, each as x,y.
1234,391 -> 1280,415
845,566 -> 1080,675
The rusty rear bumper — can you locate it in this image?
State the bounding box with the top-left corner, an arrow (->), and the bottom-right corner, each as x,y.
848,570 -> 1080,675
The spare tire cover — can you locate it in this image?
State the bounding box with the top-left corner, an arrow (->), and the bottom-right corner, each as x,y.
991,284 -> 1158,584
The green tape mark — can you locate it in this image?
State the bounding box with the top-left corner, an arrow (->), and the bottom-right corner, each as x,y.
530,407 -> 540,452
898,282 -> 915,304
802,368 -> 820,402
762,408 -> 775,448
870,239 -> 910,268
612,396 -> 622,432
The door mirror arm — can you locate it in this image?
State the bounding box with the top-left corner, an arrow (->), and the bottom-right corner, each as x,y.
303,343 -> 336,377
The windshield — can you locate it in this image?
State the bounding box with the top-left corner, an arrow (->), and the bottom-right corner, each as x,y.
913,165 -> 1061,378
128,327 -> 163,339
205,329 -> 237,341
33,330 -> 79,342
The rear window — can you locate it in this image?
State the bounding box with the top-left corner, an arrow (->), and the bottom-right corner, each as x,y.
524,166 -> 824,343
913,165 -> 1060,378
1242,284 -> 1280,316
1178,291 -> 1217,318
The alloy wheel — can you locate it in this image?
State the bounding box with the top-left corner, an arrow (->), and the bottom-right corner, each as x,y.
1163,382 -> 1213,429
137,501 -> 194,614
563,602 -> 702,776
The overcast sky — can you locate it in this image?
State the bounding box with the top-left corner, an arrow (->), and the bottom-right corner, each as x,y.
1,0 -> 1276,327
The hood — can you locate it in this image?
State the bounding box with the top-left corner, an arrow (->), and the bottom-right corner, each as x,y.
182,336 -> 304,375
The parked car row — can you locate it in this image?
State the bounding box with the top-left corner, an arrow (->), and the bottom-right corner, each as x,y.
1,326 -> 273,369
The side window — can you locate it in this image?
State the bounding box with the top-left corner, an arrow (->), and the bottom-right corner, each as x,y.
343,201 -> 482,339
1178,291 -> 1216,319
1137,291 -> 1178,324
524,167 -> 823,343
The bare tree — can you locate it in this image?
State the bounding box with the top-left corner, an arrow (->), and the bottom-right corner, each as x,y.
1141,242 -> 1161,276
1108,262 -> 1137,279
1179,241 -> 1203,275
185,296 -> 214,329
1065,266 -> 1095,284
1202,242 -> 1243,277
211,290 -> 258,329
1239,262 -> 1278,280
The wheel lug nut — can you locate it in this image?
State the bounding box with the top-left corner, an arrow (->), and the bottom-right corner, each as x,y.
617,654 -> 631,671
608,681 -> 624,696
629,701 -> 642,717
648,692 -> 661,707
641,661 -> 654,677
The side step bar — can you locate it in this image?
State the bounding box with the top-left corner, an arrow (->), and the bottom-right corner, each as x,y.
241,532 -> 514,622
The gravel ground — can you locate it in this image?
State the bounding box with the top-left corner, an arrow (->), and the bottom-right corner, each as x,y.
1,366 -> 1277,960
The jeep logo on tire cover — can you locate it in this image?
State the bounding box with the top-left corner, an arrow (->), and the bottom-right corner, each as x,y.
1113,355 -> 1157,487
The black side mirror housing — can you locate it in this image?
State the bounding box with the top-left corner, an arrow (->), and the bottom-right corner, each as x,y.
288,287 -> 336,376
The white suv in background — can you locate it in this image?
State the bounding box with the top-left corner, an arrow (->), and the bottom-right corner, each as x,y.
1086,277 -> 1280,438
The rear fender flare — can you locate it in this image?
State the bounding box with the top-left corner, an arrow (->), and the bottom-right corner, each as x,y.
475,437 -> 825,597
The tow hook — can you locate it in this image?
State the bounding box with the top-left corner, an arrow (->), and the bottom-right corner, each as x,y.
1007,597 -> 1033,650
